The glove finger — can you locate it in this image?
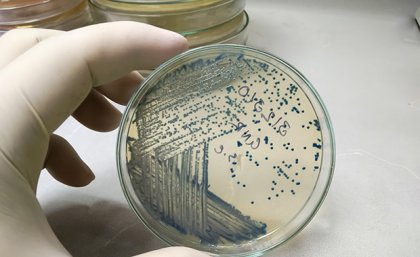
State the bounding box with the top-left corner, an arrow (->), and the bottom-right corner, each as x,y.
72,89 -> 121,132
0,21 -> 188,134
134,247 -> 210,257
96,70 -> 144,105
44,134 -> 95,187
0,28 -> 62,68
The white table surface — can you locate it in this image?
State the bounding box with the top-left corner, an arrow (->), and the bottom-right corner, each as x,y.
37,0 -> 420,256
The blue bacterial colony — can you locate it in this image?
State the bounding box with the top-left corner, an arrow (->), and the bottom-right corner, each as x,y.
126,52 -> 323,246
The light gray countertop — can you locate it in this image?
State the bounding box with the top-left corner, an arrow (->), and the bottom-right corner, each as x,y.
37,0 -> 420,256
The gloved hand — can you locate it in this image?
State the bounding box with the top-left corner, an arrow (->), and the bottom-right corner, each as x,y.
0,22 -> 209,257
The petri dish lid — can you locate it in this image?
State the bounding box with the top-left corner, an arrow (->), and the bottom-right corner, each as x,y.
90,0 -> 237,13
0,0 -> 83,24
89,0 -> 245,33
185,11 -> 248,48
117,44 -> 335,256
0,0 -> 91,30
112,0 -> 195,3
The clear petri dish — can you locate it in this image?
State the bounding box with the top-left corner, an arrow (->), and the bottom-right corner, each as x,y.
0,0 -> 92,31
117,44 -> 335,256
113,0 -> 194,3
185,11 -> 248,48
89,0 -> 245,33
139,11 -> 248,76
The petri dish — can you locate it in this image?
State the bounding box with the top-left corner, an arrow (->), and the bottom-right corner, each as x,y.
185,11 -> 248,48
0,0 -> 92,31
89,0 -> 245,33
138,11 -> 248,77
117,44 -> 335,256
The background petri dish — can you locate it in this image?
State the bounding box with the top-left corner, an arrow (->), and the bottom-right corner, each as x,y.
113,0 -> 194,3
0,0 -> 92,31
138,12 -> 248,76
89,0 -> 245,33
117,45 -> 335,256
185,11 -> 248,48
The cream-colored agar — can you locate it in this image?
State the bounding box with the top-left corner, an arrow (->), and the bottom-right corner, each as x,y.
125,50 -> 327,249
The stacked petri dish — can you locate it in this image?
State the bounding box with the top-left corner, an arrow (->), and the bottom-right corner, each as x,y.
89,0 -> 249,48
0,0 -> 93,36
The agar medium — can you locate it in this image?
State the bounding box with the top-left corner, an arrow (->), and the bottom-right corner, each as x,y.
117,45 -> 335,256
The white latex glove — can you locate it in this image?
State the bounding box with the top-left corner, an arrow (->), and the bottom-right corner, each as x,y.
0,22 -> 210,257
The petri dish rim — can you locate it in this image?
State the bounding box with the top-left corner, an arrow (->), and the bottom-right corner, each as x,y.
90,0 -> 235,14
117,44 -> 335,256
185,11 -> 248,48
0,0 -> 91,30
0,0 -> 84,24
89,0 -> 245,34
